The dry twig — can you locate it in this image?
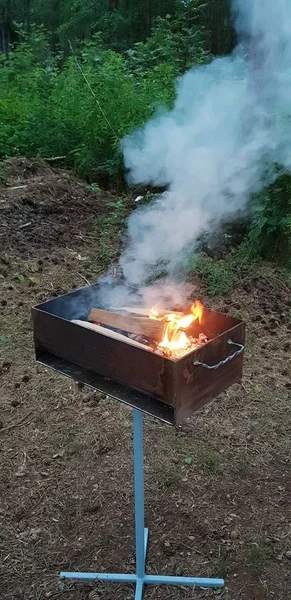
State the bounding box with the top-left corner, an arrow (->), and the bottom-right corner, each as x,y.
0,412 -> 34,434
77,272 -> 90,286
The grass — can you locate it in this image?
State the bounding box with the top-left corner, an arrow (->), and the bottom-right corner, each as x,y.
86,197 -> 131,277
248,543 -> 272,572
196,448 -> 221,474
0,160 -> 5,183
236,457 -> 250,479
179,240 -> 258,296
195,256 -> 237,296
215,555 -> 230,579
81,196 -> 291,298
162,468 -> 181,489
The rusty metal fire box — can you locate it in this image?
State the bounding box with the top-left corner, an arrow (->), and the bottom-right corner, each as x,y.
32,284 -> 245,425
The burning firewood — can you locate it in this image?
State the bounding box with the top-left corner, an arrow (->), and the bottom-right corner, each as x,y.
72,320 -> 153,351
33,286 -> 245,425
83,300 -> 208,360
88,308 -> 165,342
111,306 -> 184,318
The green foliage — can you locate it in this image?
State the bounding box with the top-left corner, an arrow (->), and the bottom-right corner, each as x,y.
30,0 -> 178,53
15,262 -> 40,285
248,173 -> 291,266
126,2 -> 211,75
195,256 -> 237,296
0,5 -> 290,269
181,240 -> 257,296
0,27 -> 177,181
2,1 -> 232,58
0,3 -> 212,183
87,198 -> 130,275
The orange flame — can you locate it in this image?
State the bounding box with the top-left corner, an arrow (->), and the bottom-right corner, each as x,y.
191,300 -> 203,324
149,300 -> 204,358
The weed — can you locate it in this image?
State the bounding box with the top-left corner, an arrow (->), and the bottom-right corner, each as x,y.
233,311 -> 243,319
215,556 -> 229,579
0,29 -> 177,183
180,239 -> 257,296
86,183 -> 100,193
195,256 -> 236,296
15,262 -> 40,285
197,448 -> 220,474
236,457 -> 249,479
0,160 -> 5,183
163,469 -> 180,488
87,198 -> 130,275
248,174 -> 291,265
248,543 -> 272,572
279,267 -> 291,288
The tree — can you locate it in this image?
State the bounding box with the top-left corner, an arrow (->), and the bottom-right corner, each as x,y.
0,0 -> 236,59
0,0 -> 11,56
207,0 -> 236,55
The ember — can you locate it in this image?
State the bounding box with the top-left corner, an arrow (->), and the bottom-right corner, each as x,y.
149,300 -> 206,359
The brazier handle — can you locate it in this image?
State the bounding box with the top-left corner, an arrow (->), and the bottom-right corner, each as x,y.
193,340 -> 244,371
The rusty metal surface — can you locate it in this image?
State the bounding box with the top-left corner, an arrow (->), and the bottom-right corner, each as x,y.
32,285 -> 246,425
36,349 -> 175,424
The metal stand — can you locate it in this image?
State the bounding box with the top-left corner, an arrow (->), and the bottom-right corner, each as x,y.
60,409 -> 224,598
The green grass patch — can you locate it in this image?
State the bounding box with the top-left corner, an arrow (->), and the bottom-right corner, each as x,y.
180,240 -> 258,296
86,198 -> 131,277
195,256 -> 237,296
248,543 -> 272,572
196,448 -> 220,474
236,457 -> 250,479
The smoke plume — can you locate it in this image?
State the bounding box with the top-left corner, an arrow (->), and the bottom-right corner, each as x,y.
116,0 -> 291,291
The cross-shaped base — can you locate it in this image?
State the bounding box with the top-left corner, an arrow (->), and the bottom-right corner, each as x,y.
60,410 -> 224,598
60,528 -> 224,599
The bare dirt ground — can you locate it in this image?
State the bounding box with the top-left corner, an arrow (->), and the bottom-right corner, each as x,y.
1,159 -> 291,600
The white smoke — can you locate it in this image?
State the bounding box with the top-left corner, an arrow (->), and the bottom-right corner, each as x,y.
117,0 -> 291,288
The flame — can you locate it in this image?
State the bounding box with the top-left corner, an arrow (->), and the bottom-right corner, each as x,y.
191,300 -> 203,324
149,300 -> 205,358
149,306 -> 160,319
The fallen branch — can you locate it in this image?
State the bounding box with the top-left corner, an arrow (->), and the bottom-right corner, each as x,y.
43,156 -> 66,161
9,185 -> 28,191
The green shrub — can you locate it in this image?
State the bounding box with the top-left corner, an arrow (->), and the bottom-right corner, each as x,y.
0,21 -> 290,271
0,27 -> 176,181
248,173 -> 291,266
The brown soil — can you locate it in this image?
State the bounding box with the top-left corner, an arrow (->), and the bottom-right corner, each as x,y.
1,159 -> 291,600
0,157 -> 112,258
